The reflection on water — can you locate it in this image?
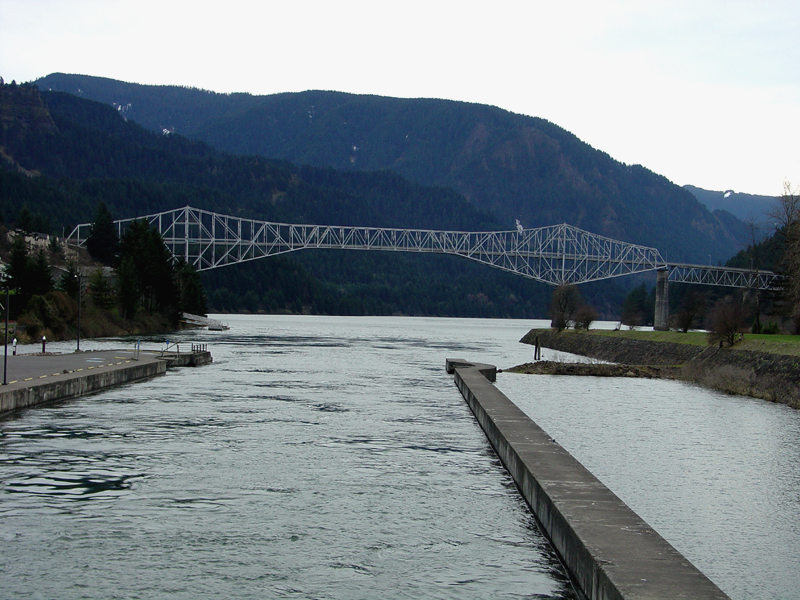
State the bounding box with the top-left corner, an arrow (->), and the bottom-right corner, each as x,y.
0,315 -> 576,600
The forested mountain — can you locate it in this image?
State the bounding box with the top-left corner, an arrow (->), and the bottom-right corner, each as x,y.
684,185 -> 776,242
684,185 -> 777,221
2,86 -> 501,232
3,81 -> 609,318
36,72 -> 749,265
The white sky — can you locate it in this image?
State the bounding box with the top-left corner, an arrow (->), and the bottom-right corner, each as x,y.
1,0 -> 798,196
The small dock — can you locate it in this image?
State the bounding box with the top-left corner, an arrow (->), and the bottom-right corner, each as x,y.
0,347 -> 212,417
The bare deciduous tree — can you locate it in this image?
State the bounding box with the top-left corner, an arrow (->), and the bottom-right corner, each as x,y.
550,284 -> 582,331
672,289 -> 707,333
706,296 -> 746,347
768,181 -> 800,332
574,304 -> 598,330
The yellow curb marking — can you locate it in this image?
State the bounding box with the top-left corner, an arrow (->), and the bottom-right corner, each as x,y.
76,368 -> 83,372
23,378 -> 33,381
38,375 -> 47,379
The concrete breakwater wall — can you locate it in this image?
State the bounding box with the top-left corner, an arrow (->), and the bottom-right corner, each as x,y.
161,350 -> 213,367
447,358 -> 731,600
1,357 -> 165,416
523,330 -> 800,407
0,349 -> 213,417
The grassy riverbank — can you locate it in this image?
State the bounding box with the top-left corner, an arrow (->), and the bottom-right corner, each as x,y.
587,328 -> 800,356
520,328 -> 800,409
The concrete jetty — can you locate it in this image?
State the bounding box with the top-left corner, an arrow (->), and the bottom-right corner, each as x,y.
0,348 -> 212,417
446,358 -> 731,600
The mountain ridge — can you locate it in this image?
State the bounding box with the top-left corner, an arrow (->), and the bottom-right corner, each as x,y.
3,81 -> 578,319
35,73 -> 749,264
684,184 -> 776,241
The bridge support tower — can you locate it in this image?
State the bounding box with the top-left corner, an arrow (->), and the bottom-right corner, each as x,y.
654,267 -> 670,331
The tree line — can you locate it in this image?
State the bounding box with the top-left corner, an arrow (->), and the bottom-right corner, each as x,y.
2,202 -> 206,341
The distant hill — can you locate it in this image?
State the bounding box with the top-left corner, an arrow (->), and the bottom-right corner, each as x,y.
684,185 -> 777,240
36,73 -> 749,265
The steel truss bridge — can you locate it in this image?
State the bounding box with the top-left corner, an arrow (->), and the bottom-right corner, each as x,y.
67,205 -> 777,290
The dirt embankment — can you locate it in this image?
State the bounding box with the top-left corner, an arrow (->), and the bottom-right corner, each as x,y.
521,329 -> 705,365
518,329 -> 800,409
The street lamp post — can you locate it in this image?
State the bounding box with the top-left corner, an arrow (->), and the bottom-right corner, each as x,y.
75,273 -> 82,352
3,286 -> 9,386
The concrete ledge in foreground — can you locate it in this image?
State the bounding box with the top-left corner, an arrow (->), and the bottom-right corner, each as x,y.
446,358 -> 731,600
0,350 -> 169,416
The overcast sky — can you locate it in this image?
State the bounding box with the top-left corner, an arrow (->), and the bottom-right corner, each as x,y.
1,0 -> 798,197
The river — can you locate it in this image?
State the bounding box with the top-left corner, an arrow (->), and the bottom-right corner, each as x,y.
1,315 -> 575,600
1,315 -> 798,599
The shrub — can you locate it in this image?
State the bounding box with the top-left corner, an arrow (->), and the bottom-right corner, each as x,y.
18,291 -> 77,339
762,321 -> 780,334
574,304 -> 598,330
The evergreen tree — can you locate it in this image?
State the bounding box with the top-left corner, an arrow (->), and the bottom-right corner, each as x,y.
16,204 -> 34,234
620,283 -> 653,327
86,202 -> 119,265
88,268 -> 115,310
175,259 -> 207,316
58,261 -> 81,299
48,235 -> 63,259
116,255 -> 139,319
119,219 -> 178,321
29,248 -> 53,297
144,226 -> 177,316
5,234 -> 31,304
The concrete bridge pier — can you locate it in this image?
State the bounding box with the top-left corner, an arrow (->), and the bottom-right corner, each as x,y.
654,267 -> 670,331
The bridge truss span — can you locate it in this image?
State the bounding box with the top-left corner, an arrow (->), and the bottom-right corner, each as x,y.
69,206 -> 674,285
667,263 -> 778,290
67,205 -> 778,290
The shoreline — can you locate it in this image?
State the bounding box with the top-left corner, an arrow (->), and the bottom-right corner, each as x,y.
0,348 -> 212,417
519,329 -> 800,409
